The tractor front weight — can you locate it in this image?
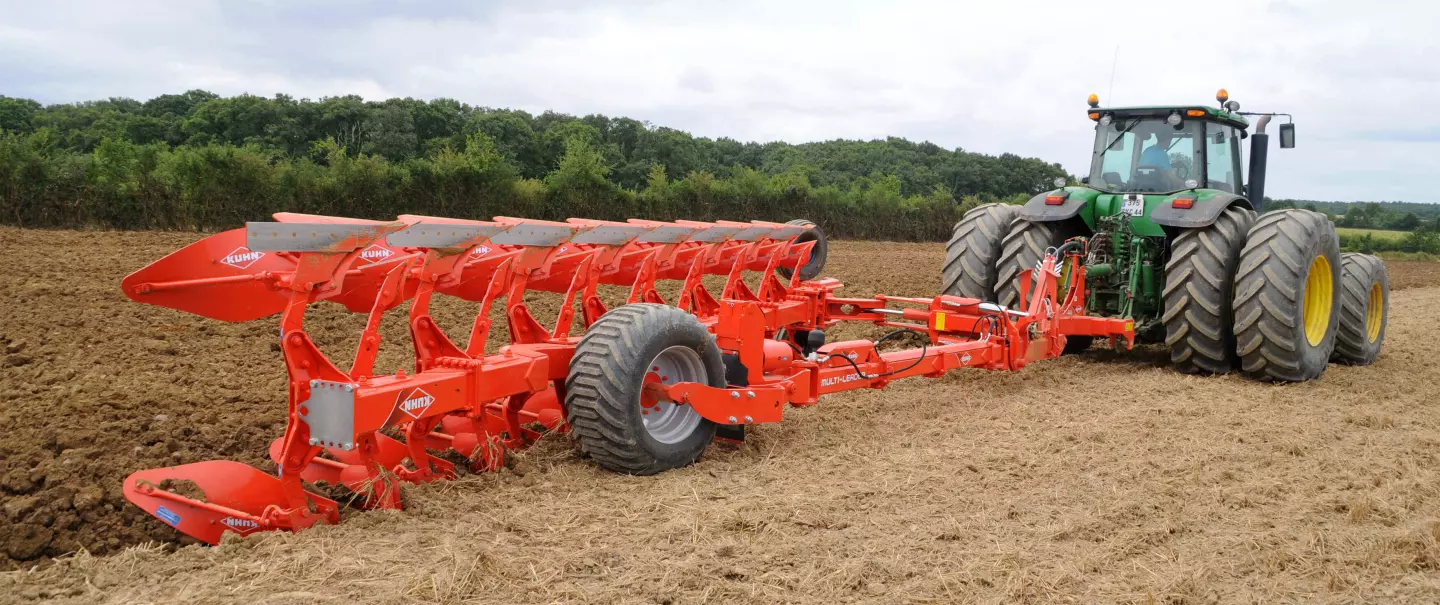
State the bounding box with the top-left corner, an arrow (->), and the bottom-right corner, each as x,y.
119,214 -> 1133,544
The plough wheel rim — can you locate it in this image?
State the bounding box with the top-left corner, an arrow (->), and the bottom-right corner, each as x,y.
643,345 -> 706,444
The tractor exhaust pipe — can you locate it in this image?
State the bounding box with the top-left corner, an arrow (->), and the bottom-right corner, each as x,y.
1247,114 -> 1272,211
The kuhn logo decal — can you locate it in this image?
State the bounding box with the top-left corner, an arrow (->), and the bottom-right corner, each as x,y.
470,245 -> 492,257
820,373 -> 862,387
220,247 -> 265,270
358,244 -> 395,264
221,517 -> 260,535
398,388 -> 435,419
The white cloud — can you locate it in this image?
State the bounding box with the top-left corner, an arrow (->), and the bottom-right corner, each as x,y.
1,0 -> 1436,201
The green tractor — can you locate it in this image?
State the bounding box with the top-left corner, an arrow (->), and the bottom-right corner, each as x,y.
943,89 -> 1389,381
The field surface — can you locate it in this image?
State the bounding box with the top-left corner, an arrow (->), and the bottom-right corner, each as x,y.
1,228 -> 1439,604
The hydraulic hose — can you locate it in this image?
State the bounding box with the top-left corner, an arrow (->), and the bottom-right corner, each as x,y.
1054,239 -> 1085,259
822,328 -> 930,380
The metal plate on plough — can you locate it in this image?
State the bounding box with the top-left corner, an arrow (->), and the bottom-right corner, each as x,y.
768,225 -> 808,239
387,223 -> 504,249
729,224 -> 780,241
636,224 -> 700,244
570,224 -> 649,245
246,222 -> 404,252
301,380 -> 357,451
687,225 -> 745,242
489,223 -> 576,247
272,212 -> 397,225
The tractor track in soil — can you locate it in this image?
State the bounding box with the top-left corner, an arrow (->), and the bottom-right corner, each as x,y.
1,227 -> 1439,603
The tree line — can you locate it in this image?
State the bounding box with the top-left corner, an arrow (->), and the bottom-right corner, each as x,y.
1269,199 -> 1439,232
1265,200 -> 1440,255
0,92 -> 1065,240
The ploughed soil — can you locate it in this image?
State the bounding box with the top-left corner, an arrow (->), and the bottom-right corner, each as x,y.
1,227 -> 1438,604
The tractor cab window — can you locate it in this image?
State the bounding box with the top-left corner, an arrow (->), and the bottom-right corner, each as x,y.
1205,123 -> 1240,193
1089,118 -> 1201,194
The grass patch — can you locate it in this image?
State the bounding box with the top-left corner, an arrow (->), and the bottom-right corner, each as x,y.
1337,227 -> 1410,241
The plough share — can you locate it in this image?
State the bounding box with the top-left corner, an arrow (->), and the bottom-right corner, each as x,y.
120,213 -> 1134,543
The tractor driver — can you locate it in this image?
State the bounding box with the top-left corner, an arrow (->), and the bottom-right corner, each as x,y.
1140,131 -> 1174,170
1135,127 -> 1185,191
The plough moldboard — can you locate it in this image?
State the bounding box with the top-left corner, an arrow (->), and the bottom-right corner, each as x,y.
119,212 -> 1134,544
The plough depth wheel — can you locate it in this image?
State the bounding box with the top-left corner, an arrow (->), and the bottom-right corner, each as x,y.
775,219 -> 828,281
565,303 -> 726,474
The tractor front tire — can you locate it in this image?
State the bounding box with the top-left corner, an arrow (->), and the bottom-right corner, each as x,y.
1232,209 -> 1341,381
1332,252 -> 1388,365
775,219 -> 828,281
1162,205 -> 1256,374
942,203 -> 1023,300
565,304 -> 726,474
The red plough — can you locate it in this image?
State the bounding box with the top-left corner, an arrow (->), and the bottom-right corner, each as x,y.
120,214 -> 1133,543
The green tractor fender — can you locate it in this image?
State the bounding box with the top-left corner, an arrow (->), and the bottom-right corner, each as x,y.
1149,191 -> 1253,229
1018,189 -> 1089,222
1019,188 -> 1253,231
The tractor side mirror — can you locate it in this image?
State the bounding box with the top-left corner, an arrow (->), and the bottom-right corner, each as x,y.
1279,123 -> 1296,148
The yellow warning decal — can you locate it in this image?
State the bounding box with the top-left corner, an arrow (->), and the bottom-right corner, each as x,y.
1124,319 -> 1135,332
936,312 -> 947,331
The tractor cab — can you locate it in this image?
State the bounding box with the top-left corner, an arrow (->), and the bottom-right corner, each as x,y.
1083,90 -> 1295,205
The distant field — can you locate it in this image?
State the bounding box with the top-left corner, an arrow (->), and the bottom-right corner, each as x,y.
1337,227 -> 1409,241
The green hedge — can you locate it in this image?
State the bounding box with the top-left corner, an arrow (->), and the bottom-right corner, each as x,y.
1338,231 -> 1440,255
0,132 -> 1026,241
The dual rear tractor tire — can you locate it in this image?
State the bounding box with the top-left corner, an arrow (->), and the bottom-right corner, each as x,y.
942,203 -> 1023,301
942,206 -> 1389,381
942,204 -> 1091,353
1333,252 -> 1389,365
1231,209 -> 1344,381
1162,206 -> 1257,374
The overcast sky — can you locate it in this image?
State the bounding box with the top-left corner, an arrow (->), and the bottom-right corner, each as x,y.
2,0 -> 1435,202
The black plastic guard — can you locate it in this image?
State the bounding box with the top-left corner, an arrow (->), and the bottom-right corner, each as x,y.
714,424 -> 746,442
722,353 -> 749,387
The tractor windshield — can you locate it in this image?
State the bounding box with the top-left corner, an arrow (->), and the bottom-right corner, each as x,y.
1088,118 -> 1203,194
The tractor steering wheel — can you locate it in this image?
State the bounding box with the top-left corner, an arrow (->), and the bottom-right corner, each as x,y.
1134,164 -> 1166,189
1174,164 -> 1190,180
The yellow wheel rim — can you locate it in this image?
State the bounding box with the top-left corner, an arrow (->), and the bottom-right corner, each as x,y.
1303,255 -> 1333,346
1366,282 -> 1383,343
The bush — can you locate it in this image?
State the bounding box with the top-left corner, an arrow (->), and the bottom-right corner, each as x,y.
0,130 -> 1032,241
1338,231 -> 1440,255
